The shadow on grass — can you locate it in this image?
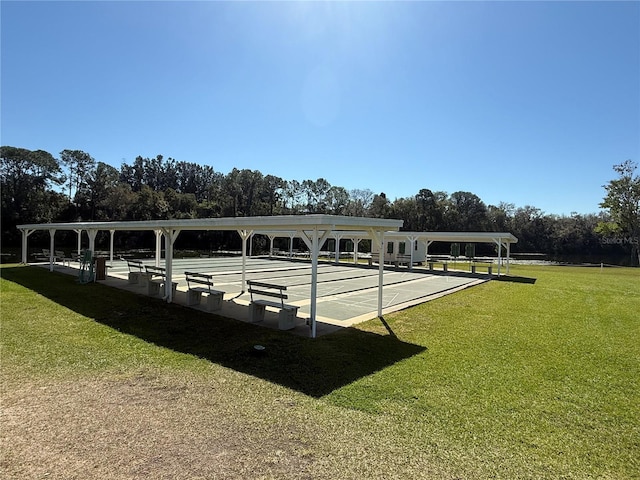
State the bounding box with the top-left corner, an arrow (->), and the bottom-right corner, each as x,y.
496,275 -> 537,284
2,266 -> 426,398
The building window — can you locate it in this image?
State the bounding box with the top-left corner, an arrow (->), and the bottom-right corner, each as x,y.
387,242 -> 394,254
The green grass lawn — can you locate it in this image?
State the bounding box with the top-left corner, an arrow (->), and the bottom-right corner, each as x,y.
1,264 -> 638,479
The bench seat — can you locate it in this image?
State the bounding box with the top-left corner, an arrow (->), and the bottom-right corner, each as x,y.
185,271 -> 225,311
249,301 -> 299,330
246,280 -> 299,330
148,278 -> 178,297
126,259 -> 145,284
145,266 -> 177,297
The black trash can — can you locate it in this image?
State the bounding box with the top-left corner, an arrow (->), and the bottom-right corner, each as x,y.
95,257 -> 107,281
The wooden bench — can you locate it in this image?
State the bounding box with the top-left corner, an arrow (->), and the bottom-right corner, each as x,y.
144,265 -> 177,297
246,280 -> 299,330
35,248 -> 51,261
395,254 -> 413,268
368,254 -> 413,268
126,259 -> 145,284
185,271 -> 225,311
61,251 -> 83,267
367,255 -> 381,266
36,249 -> 68,264
427,259 -> 449,272
470,261 -> 493,275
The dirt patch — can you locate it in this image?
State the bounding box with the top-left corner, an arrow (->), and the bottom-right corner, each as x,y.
1,373 -> 316,479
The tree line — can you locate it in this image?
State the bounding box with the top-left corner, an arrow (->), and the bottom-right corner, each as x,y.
1,146 -> 637,265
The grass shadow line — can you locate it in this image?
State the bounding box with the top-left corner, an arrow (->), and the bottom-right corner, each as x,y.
496,275 -> 537,284
2,265 -> 426,398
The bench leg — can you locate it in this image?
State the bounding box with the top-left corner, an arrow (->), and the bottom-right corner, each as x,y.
187,290 -> 202,306
278,308 -> 297,331
138,273 -> 151,289
471,265 -> 477,274
205,292 -> 223,312
249,303 -> 266,323
147,281 -> 160,296
487,266 -> 493,275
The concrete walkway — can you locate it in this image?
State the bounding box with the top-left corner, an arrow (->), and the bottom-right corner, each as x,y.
38,256 -> 490,337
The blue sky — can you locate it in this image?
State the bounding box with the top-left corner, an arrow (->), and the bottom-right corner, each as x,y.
2,1 -> 638,215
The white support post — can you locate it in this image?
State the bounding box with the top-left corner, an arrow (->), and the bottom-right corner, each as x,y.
268,235 -> 276,258
298,229 -> 331,338
109,229 -> 115,266
369,229 -> 386,318
74,229 -> 82,257
378,235 -> 385,317
353,238 -> 361,264
21,229 -> 34,264
310,229 -> 319,338
238,229 -> 253,292
333,234 -> 342,265
20,229 -> 26,264
87,229 -> 98,257
496,238 -> 502,276
162,229 -> 180,302
48,229 -> 56,271
249,233 -> 254,257
408,236 -> 417,270
154,229 -> 162,267
506,241 -> 511,274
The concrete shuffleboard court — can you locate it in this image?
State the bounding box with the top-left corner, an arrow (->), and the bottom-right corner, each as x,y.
42,256 -> 489,336
19,214 -> 516,337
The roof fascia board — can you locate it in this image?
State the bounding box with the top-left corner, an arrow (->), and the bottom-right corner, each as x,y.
384,231 -> 518,243
17,215 -> 403,233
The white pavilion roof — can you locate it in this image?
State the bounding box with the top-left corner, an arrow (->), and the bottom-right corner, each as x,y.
18,214 -> 404,234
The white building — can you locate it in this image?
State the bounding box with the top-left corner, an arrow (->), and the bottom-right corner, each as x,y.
370,231 -> 518,267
